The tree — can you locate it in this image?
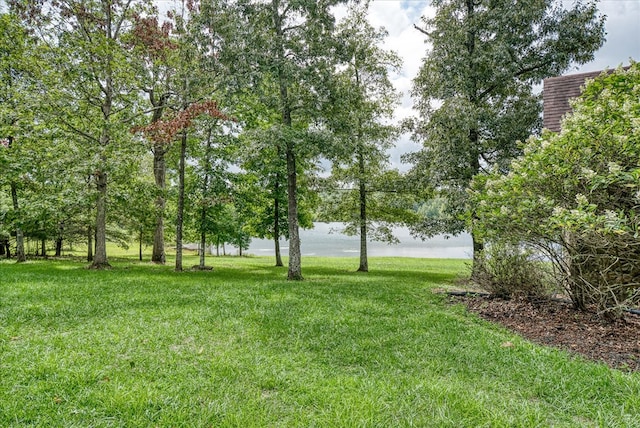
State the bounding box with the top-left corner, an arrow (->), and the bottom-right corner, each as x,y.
228,0 -> 346,280
129,11 -> 179,265
183,119 -> 236,270
0,12 -> 34,262
472,63 -> 640,318
10,0 -> 154,268
409,0 -> 605,274
111,157 -> 156,261
6,130 -> 90,258
324,2 -> 403,272
239,128 -> 316,267
136,101 -> 231,267
240,132 -> 288,266
133,0 -> 232,271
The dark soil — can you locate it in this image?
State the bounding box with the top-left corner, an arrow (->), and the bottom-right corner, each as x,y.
451,294 -> 640,372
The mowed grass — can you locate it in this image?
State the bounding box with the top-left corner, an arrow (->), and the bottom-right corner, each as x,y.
0,255 -> 638,427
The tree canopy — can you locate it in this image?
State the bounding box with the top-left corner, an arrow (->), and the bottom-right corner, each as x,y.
409,0 -> 606,272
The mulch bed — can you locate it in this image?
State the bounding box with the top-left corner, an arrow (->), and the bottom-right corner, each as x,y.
451,294 -> 640,372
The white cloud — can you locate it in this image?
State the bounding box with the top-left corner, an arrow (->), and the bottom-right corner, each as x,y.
576,1 -> 639,73
359,2 -> 435,169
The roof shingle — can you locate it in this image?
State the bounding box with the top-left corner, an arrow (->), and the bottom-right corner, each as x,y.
543,67 -> 629,132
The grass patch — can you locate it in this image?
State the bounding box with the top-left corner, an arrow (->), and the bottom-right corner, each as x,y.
0,256 -> 638,427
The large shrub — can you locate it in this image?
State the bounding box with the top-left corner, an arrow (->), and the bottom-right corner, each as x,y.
472,63 -> 640,318
473,242 -> 552,299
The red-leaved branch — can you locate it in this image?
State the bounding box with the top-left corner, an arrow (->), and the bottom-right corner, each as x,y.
132,100 -> 233,143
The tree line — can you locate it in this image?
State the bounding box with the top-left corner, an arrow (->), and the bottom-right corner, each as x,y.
0,0 -> 604,280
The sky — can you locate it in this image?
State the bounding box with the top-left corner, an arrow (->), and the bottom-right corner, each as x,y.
346,0 -> 640,169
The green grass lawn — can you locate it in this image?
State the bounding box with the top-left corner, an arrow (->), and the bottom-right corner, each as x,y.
1,255 -> 638,427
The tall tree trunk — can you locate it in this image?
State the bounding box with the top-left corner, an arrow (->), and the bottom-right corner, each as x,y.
272,0 -> 302,280
10,182 -> 25,262
92,168 -> 110,268
357,151 -> 368,273
8,136 -> 25,262
354,92 -> 368,272
274,235 -> 283,267
92,38 -> 112,269
40,238 -> 46,258
273,181 -> 283,267
55,222 -> 63,257
149,92 -> 170,264
4,240 -> 10,259
87,225 -> 93,262
468,131 -> 483,278
198,127 -> 214,270
465,0 -> 483,276
152,144 -> 166,264
139,229 -> 143,261
286,143 -> 302,280
175,131 -> 187,272
199,231 -> 206,268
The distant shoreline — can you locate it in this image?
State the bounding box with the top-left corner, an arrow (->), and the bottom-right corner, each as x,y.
243,223 -> 473,259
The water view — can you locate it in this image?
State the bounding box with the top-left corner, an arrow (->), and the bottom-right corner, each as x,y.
246,222 -> 473,259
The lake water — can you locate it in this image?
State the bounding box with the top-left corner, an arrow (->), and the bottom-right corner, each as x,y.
244,222 -> 473,259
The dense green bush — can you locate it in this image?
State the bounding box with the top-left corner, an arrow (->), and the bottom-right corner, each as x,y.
471,63 -> 640,318
473,242 -> 552,299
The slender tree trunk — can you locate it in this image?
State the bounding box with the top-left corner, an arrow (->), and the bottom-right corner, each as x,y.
138,229 -> 143,261
85,175 -> 93,262
469,132 -> 484,278
40,238 -> 46,258
152,144 -> 166,264
55,222 -> 64,257
91,11 -> 115,269
198,127 -> 214,270
91,168 -> 110,268
92,39 -> 113,269
10,182 -> 25,262
357,151 -> 368,272
286,144 -> 302,280
354,100 -> 368,272
199,231 -> 206,268
4,240 -> 10,258
55,238 -> 62,257
272,0 -> 302,280
87,225 -> 93,262
8,136 -> 25,262
175,131 -> 187,272
274,235 -> 283,267
149,92 -> 170,264
273,181 -> 283,267
465,0 -> 483,277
